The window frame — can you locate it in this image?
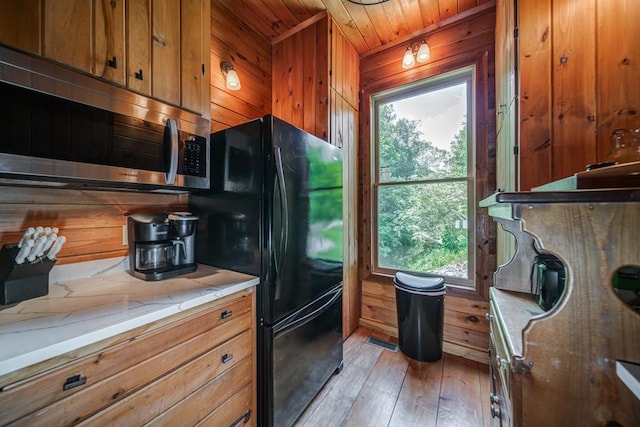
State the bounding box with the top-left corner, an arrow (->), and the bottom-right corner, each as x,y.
370,66 -> 477,290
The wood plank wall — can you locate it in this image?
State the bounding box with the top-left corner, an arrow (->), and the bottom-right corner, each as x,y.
210,0 -> 272,132
0,184 -> 187,265
519,0 -> 640,190
358,7 -> 497,363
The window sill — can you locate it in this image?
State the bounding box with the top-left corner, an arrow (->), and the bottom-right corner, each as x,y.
363,272 -> 486,301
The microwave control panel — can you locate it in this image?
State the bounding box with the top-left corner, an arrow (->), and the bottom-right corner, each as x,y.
180,134 -> 207,177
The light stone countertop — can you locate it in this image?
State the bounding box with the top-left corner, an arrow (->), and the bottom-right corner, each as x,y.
0,257 -> 258,378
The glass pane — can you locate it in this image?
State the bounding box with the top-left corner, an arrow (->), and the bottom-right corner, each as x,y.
377,181 -> 469,279
377,82 -> 468,183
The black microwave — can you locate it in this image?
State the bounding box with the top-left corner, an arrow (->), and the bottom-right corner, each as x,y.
531,253 -> 566,311
0,46 -> 209,190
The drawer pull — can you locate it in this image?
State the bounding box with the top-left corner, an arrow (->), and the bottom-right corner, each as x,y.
499,358 -> 509,369
221,310 -> 233,319
491,404 -> 501,418
230,409 -> 251,426
63,374 -> 87,391
107,56 -> 117,69
222,353 -> 234,364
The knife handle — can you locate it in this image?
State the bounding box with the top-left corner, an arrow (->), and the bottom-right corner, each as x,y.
15,240 -> 34,264
47,236 -> 66,260
27,236 -> 47,262
18,227 -> 35,248
40,234 -> 57,257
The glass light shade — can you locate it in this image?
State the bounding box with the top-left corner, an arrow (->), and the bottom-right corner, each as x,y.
416,42 -> 430,63
225,68 -> 241,90
402,48 -> 415,69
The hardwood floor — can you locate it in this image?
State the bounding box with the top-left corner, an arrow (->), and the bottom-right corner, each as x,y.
294,327 -> 491,427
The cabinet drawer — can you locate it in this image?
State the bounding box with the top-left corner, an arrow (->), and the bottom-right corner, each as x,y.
489,299 -> 512,424
79,330 -> 252,426
145,353 -> 252,426
196,383 -> 254,427
1,294 -> 252,425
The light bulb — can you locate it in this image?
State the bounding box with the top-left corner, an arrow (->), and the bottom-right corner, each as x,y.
416,42 -> 430,63
226,69 -> 241,90
402,47 -> 415,69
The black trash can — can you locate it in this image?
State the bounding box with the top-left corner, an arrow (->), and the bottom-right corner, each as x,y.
394,272 -> 446,362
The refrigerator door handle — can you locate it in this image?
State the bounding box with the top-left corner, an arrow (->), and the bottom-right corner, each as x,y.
274,146 -> 288,301
274,286 -> 342,337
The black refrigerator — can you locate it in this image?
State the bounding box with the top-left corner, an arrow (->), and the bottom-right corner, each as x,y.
190,115 -> 343,427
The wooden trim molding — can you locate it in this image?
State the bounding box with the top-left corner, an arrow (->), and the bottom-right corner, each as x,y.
359,49 -> 495,301
357,7 -> 497,358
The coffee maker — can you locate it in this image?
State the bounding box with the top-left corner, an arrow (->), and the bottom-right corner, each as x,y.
127,212 -> 199,281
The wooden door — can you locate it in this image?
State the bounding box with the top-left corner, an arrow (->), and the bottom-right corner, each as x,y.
180,0 -> 208,115
272,15 -> 330,140
0,0 -> 40,54
94,0 -> 125,85
126,0 -> 151,95
43,0 -> 93,74
494,0 -> 517,266
151,0 -> 180,105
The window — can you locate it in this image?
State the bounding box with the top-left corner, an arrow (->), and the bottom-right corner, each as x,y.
372,67 -> 475,288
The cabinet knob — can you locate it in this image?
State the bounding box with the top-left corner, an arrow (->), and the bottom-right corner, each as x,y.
499,358 -> 509,369
107,56 -> 117,69
491,404 -> 501,418
135,69 -> 144,80
63,374 -> 87,391
230,409 -> 251,426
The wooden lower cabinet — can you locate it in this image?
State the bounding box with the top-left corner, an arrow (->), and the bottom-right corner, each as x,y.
0,288 -> 256,427
482,191 -> 640,426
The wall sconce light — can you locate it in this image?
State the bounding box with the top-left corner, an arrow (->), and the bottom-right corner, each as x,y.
402,41 -> 430,69
220,61 -> 241,91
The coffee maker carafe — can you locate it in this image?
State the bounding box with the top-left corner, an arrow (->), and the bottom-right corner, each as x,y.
127,212 -> 198,281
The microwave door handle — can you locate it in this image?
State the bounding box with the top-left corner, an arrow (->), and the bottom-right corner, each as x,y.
164,118 -> 179,185
274,146 -> 288,301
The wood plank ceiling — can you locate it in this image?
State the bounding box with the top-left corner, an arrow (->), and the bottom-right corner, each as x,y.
215,0 -> 495,56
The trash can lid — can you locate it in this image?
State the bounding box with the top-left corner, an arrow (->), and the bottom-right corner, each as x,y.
393,272 -> 446,294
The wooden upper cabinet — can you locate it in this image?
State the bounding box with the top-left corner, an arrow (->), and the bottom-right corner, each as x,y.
94,0 -> 126,85
126,0 -> 151,95
1,0 -> 209,116
43,0 -> 93,74
330,20 -> 359,112
0,0 -> 41,54
181,0 -> 210,116
151,0 -> 180,106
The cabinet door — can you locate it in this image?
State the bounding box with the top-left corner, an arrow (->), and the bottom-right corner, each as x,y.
94,0 -> 125,85
151,0 -> 180,106
42,0 -> 93,74
181,0 -> 207,115
127,0 -> 151,95
0,0 -> 40,54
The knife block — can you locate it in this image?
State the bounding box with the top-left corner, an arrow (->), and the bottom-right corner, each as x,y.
0,244 -> 55,305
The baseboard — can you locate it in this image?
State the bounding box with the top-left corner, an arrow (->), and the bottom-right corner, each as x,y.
359,317 -> 397,337
443,341 -> 489,365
